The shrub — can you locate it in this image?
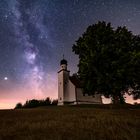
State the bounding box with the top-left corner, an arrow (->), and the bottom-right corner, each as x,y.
52,99 -> 58,105
15,103 -> 22,109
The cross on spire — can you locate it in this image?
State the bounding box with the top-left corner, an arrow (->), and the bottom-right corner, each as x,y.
63,54 -> 64,59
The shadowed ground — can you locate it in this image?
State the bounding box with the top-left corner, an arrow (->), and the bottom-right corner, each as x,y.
0,105 -> 139,140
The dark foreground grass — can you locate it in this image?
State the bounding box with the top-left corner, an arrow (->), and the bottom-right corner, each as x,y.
0,105 -> 139,140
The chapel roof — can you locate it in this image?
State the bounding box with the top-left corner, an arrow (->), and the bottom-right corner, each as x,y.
60,59 -> 67,65
69,75 -> 82,88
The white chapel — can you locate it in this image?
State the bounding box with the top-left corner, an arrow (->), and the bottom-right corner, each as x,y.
58,58 -> 102,105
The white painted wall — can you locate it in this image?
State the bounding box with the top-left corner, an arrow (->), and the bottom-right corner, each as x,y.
58,71 -> 64,105
58,68 -> 70,105
76,88 -> 102,104
63,71 -> 70,102
65,80 -> 76,103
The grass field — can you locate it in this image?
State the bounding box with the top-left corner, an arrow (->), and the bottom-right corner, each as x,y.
0,105 -> 139,140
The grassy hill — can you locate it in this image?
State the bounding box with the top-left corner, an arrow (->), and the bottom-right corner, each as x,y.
0,105 -> 139,140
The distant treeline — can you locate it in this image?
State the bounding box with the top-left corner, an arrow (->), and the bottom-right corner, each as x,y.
15,97 -> 58,109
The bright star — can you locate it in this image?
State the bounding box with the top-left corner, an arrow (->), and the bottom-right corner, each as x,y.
4,77 -> 8,80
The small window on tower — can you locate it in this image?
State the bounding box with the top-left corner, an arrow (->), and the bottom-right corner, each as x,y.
60,82 -> 61,85
65,81 -> 67,85
60,97 -> 62,100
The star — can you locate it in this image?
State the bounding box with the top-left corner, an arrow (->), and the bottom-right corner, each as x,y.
4,77 -> 8,81
4,15 -> 8,19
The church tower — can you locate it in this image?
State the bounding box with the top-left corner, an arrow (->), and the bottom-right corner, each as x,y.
58,58 -> 70,105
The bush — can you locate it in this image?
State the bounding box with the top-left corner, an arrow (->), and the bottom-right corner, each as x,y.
15,97 -> 58,109
52,99 -> 58,105
15,103 -> 22,109
23,99 -> 39,108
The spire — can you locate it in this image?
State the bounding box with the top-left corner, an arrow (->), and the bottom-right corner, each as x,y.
63,54 -> 64,59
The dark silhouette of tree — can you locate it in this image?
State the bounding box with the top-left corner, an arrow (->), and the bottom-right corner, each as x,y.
72,21 -> 140,104
52,99 -> 58,105
15,102 -> 22,109
45,97 -> 51,105
15,97 -> 56,109
23,99 -> 39,108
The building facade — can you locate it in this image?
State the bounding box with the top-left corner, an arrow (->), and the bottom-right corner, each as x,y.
58,59 -> 102,105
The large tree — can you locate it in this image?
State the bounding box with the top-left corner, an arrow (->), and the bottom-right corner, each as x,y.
72,21 -> 140,104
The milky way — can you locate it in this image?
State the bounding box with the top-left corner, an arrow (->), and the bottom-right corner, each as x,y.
0,0 -> 140,108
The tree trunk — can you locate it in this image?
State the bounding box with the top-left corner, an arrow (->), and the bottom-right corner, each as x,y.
112,93 -> 125,104
118,93 -> 125,104
112,95 -> 120,104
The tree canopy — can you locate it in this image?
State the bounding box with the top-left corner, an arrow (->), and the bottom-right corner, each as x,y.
72,21 -> 140,103
14,98 -> 58,109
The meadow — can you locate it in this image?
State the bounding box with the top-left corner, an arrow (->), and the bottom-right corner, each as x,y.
0,105 -> 139,140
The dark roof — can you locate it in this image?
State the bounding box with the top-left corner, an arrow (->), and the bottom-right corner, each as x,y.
69,75 -> 82,88
60,59 -> 67,65
58,69 -> 70,73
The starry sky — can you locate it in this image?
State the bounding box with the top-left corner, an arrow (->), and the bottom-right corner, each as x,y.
0,0 -> 140,109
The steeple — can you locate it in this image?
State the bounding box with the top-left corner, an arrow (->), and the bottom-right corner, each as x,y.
58,55 -> 70,105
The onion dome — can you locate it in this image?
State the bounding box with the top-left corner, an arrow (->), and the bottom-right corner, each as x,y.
60,59 -> 67,65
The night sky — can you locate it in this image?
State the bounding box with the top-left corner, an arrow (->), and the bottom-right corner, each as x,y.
0,0 -> 140,109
